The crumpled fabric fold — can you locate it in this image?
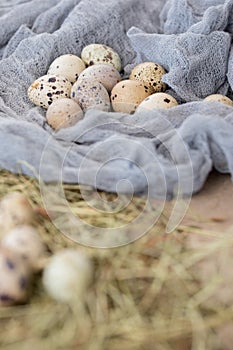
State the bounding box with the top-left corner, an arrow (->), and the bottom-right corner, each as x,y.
0,0 -> 232,199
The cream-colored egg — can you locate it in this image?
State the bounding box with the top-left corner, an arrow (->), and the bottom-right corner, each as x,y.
204,94 -> 233,106
137,93 -> 178,112
78,64 -> 121,92
28,75 -> 72,109
47,54 -> 86,83
110,80 -> 152,114
0,192 -> 34,236
42,249 -> 93,303
0,246 -> 32,306
130,62 -> 167,93
2,226 -> 47,271
46,98 -> 83,130
71,79 -> 110,112
81,44 -> 121,71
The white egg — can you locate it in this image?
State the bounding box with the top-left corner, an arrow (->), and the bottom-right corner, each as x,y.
48,54 -> 86,83
42,249 -> 93,303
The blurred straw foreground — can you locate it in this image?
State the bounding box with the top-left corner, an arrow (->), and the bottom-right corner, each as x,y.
0,170 -> 232,350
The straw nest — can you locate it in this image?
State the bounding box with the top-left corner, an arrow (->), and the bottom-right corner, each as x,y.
0,170 -> 232,350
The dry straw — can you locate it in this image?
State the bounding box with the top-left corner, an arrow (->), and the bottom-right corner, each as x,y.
0,170 -> 232,350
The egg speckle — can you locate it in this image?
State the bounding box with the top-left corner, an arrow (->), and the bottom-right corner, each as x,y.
48,54 -> 86,83
28,75 -> 72,109
46,98 -> 83,130
0,246 -> 32,306
204,94 -> 233,106
2,226 -> 47,271
130,62 -> 167,93
42,249 -> 93,303
111,80 -> 152,114
81,44 -> 121,71
78,64 -> 121,92
137,92 -> 178,112
71,79 -> 110,112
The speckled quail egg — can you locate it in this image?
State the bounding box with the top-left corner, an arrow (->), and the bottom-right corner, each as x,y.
2,226 -> 47,271
0,246 -> 32,306
71,79 -> 110,112
204,94 -> 233,106
46,98 -> 83,130
28,75 -> 72,109
137,93 -> 178,112
130,62 -> 167,93
42,249 -> 93,303
47,54 -> 86,83
78,64 -> 121,92
110,80 -> 152,114
81,44 -> 122,72
0,192 -> 34,237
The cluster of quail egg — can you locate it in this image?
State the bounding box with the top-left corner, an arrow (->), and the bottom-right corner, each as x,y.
0,192 -> 93,307
27,44 -> 176,130
28,43 -> 233,131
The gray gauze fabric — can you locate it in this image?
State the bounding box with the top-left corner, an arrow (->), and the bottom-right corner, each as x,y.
0,0 -> 233,199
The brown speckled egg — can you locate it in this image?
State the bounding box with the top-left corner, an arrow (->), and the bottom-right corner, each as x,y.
0,192 -> 34,237
130,62 -> 167,93
78,64 -> 121,92
0,246 -> 32,306
46,98 -> 83,130
111,80 -> 152,114
137,93 -> 178,112
81,44 -> 121,72
28,75 -> 72,109
2,226 -> 47,271
204,94 -> 233,106
71,79 -> 110,112
47,54 -> 86,83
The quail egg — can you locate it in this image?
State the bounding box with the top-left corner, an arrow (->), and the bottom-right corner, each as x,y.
137,92 -> 178,112
0,246 -> 32,306
204,94 -> 233,106
28,75 -> 72,109
2,226 -> 47,271
0,192 -> 34,236
71,79 -> 110,112
130,62 -> 167,93
47,54 -> 86,83
111,80 -> 152,114
81,44 -> 121,71
78,64 -> 121,92
46,98 -> 83,130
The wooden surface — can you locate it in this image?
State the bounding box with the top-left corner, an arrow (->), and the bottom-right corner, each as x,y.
182,171 -> 233,232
